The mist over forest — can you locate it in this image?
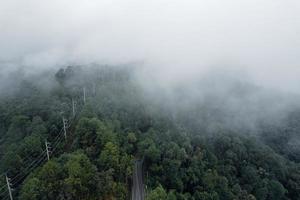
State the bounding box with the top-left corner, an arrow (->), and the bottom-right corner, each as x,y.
1,0 -> 300,200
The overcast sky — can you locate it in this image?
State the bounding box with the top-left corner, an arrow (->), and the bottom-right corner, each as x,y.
0,0 -> 300,92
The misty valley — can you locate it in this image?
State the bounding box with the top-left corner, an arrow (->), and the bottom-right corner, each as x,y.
0,66 -> 299,200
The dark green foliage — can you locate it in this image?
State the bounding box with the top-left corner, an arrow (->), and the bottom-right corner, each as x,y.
0,66 -> 299,200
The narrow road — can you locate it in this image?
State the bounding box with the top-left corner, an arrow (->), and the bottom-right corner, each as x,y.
131,160 -> 145,200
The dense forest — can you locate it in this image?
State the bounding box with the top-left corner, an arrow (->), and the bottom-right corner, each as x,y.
0,65 -> 299,200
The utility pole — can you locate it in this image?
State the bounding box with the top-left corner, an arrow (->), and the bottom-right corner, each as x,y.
45,140 -> 51,161
63,117 -> 68,140
83,87 -> 86,104
93,83 -> 96,96
6,175 -> 13,200
72,98 -> 76,117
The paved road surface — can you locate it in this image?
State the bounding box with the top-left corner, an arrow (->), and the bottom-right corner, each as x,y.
131,160 -> 145,200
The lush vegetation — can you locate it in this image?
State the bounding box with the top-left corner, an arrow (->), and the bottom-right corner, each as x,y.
0,66 -> 299,200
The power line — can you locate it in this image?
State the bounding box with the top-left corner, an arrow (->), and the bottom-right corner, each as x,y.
0,187 -> 8,197
0,183 -> 7,192
49,126 -> 66,154
11,156 -> 47,186
51,137 -> 64,153
19,151 -> 43,166
0,95 -> 83,199
9,118 -> 75,195
9,127 -> 67,185
52,134 -> 64,148
0,172 -> 7,177
21,152 -> 45,167
10,116 -> 76,185
10,150 -> 47,184
52,128 -> 63,143
1,194 -> 10,200
5,129 -> 65,183
11,129 -> 63,168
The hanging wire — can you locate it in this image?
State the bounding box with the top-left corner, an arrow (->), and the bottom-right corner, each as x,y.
0,187 -> 8,198
0,184 -> 7,193
11,156 -> 47,186
0,96 -> 83,196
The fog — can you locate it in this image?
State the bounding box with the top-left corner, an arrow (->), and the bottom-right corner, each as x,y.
1,0 -> 300,157
1,0 -> 300,93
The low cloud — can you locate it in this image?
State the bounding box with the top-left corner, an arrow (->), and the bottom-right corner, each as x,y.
0,0 -> 300,92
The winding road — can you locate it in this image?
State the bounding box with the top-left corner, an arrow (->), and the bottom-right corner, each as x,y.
131,160 -> 145,200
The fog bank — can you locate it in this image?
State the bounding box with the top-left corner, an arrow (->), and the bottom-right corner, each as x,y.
1,0 -> 300,93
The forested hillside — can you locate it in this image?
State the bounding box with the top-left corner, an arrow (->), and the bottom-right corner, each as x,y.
0,66 -> 299,200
